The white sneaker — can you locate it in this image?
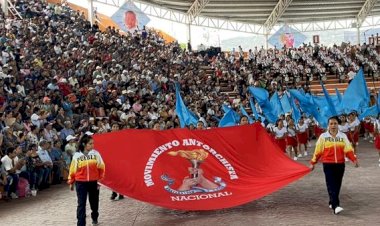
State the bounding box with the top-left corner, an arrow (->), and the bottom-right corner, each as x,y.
297,154 -> 303,158
334,206 -> 344,215
293,157 -> 298,161
10,193 -> 18,199
304,151 -> 308,156
378,158 -> 380,162
369,140 -> 373,143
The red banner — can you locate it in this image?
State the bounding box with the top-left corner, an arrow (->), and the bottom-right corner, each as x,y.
94,123 -> 310,210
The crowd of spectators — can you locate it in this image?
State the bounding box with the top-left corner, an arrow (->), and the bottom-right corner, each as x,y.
0,0 -> 379,200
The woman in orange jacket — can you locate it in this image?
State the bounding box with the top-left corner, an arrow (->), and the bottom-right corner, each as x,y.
68,135 -> 105,226
310,116 -> 359,215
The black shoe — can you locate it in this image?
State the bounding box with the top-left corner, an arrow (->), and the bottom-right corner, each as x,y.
92,220 -> 98,225
110,192 -> 117,200
118,195 -> 124,200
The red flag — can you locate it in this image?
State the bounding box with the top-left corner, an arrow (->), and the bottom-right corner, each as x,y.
95,123 -> 310,210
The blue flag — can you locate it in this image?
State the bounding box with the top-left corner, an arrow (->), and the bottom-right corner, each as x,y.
280,92 -> 292,114
321,82 -> 338,117
175,84 -> 199,128
340,69 -> 369,114
249,98 -> 259,120
335,88 -> 342,103
218,109 -> 239,127
222,104 -> 240,120
289,89 -> 328,128
270,92 -> 284,117
240,104 -> 254,124
222,104 -> 231,114
289,95 -> 301,123
249,87 -> 269,105
359,105 -> 378,120
249,87 -> 277,123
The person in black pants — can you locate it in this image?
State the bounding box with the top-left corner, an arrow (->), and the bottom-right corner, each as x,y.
68,135 -> 105,226
310,116 -> 359,214
323,163 -> 345,210
109,123 -> 124,201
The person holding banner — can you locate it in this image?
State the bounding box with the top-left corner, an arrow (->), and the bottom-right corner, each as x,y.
273,119 -> 287,152
286,119 -> 300,160
109,123 -> 124,201
310,116 -> 359,215
196,121 -> 205,130
296,117 -> 308,156
239,116 -> 249,125
68,135 -> 105,226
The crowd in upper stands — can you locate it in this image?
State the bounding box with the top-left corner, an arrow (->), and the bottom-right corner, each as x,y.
1,0 -> 380,200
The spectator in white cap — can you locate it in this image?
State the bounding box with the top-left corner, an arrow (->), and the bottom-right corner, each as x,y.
93,66 -> 103,78
65,135 -> 77,159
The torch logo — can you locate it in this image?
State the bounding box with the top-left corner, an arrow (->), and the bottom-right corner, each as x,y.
161,149 -> 226,195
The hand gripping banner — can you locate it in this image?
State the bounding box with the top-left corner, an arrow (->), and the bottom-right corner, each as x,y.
94,123 -> 310,210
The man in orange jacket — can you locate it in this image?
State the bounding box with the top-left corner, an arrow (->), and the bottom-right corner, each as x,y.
310,116 -> 359,215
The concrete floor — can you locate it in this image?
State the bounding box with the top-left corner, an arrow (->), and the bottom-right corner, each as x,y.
1,139 -> 380,226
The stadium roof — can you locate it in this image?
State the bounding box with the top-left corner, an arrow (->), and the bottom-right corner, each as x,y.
141,0 -> 380,31
92,0 -> 380,34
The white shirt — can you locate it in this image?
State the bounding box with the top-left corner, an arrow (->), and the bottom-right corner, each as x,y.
375,120 -> 380,132
31,113 -> 41,128
266,123 -> 275,132
348,71 -> 356,80
348,121 -> 357,131
282,120 -> 288,127
354,117 -> 360,126
37,149 -> 53,164
297,123 -> 308,133
273,127 -> 287,139
339,123 -> 349,133
1,155 -> 19,175
304,118 -> 312,127
287,127 -> 296,137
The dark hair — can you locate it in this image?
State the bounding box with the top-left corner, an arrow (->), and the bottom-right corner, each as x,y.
6,147 -> 16,155
240,115 -> 248,123
28,144 -> 37,150
78,134 -> 93,152
328,116 -> 341,124
30,125 -> 37,131
276,119 -> 282,127
54,140 -> 61,145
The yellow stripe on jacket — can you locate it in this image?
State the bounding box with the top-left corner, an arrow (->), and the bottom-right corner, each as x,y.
68,149 -> 105,184
311,131 -> 356,164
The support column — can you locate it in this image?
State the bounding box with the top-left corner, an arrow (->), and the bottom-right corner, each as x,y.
357,20 -> 361,45
356,27 -> 360,45
1,0 -> 8,17
187,23 -> 191,46
265,27 -> 270,49
88,0 -> 94,26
